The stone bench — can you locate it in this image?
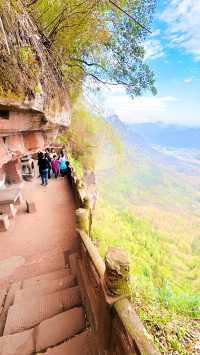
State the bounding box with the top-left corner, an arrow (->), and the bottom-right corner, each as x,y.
26,200 -> 36,213
0,214 -> 10,231
0,189 -> 23,218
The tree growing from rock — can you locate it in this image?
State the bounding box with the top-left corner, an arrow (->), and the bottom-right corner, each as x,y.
28,0 -> 157,98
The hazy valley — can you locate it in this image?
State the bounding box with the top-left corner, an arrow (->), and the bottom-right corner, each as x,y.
93,115 -> 200,353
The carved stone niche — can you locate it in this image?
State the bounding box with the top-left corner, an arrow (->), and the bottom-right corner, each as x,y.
0,109 -> 9,120
23,132 -> 45,152
6,134 -> 25,158
43,128 -> 59,147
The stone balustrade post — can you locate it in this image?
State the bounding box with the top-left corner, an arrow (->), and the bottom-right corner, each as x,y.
83,197 -> 92,237
76,208 -> 90,234
76,180 -> 87,201
82,196 -> 91,210
104,247 -> 131,298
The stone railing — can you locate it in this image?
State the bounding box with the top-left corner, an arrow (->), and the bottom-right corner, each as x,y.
68,161 -> 160,355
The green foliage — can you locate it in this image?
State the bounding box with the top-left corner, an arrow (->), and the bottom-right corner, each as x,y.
58,100 -> 99,170
191,235 -> 200,256
18,46 -> 34,64
92,198 -> 200,317
92,196 -> 200,352
29,0 -> 157,98
58,98 -> 122,172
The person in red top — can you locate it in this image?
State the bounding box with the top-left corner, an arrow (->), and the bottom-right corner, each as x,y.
51,155 -> 60,178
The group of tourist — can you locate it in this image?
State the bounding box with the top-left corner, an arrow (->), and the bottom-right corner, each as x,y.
37,148 -> 69,186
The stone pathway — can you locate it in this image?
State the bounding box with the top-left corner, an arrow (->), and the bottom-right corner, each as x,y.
0,178 -> 95,354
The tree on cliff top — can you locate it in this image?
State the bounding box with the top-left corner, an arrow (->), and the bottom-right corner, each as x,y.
27,0 -> 157,98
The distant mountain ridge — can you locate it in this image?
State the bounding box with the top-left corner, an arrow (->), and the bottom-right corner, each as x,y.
107,115 -> 200,149
123,120 -> 200,149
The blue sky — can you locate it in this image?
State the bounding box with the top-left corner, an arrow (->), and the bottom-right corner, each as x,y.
105,0 -> 200,126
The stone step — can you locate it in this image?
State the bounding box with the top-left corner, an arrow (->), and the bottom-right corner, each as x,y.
22,268 -> 70,289
14,274 -> 76,304
4,286 -> 82,335
0,329 -> 34,355
0,288 -> 8,313
0,282 -> 22,336
0,253 -> 67,289
0,308 -> 86,354
35,307 -> 86,352
44,329 -> 95,355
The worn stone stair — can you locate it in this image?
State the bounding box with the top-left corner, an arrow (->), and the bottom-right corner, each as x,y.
4,286 -> 82,335
0,252 -> 68,290
44,329 -> 95,355
0,258 -> 96,354
22,267 -> 70,288
15,274 -> 76,303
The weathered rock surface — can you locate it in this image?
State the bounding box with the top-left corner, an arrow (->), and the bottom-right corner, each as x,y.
0,0 -> 71,127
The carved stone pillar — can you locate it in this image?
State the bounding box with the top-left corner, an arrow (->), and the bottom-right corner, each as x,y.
105,247 -> 131,298
0,138 -> 11,168
4,158 -> 22,185
0,167 -> 5,188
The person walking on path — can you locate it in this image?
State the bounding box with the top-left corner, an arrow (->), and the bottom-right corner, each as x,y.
51,155 -> 60,178
45,148 -> 52,179
37,151 -> 43,178
38,153 -> 50,186
59,153 -> 68,177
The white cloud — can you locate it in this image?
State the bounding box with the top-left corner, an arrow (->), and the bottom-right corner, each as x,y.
151,29 -> 161,37
184,77 -> 193,83
144,39 -> 164,60
143,28 -> 164,61
161,0 -> 200,61
105,86 -> 182,124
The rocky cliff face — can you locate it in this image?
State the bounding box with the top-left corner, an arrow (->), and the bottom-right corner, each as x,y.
0,0 -> 71,184
0,0 -> 71,125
